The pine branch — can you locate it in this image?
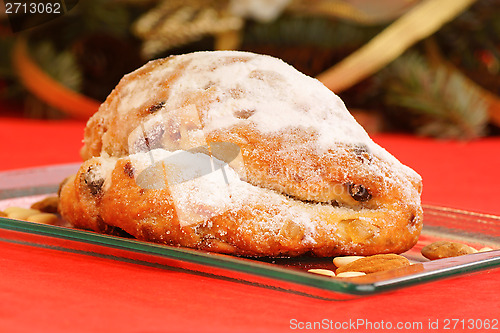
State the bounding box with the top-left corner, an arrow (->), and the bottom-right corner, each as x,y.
29,41 -> 82,92
243,15 -> 384,49
382,52 -> 488,139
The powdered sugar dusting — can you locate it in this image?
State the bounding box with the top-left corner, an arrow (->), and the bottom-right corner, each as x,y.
102,148 -> 318,234
121,54 -> 351,144
112,51 -> 418,181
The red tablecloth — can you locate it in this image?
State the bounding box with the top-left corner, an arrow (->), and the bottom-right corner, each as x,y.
1,116 -> 499,333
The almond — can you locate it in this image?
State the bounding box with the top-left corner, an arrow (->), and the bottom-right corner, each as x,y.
421,241 -> 476,260
336,271 -> 366,278
26,213 -> 59,225
333,256 -> 364,268
335,254 -> 410,274
31,196 -> 59,214
479,247 -> 494,252
308,269 -> 336,277
4,207 -> 40,220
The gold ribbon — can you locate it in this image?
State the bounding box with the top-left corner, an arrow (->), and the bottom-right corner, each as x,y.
316,0 -> 478,93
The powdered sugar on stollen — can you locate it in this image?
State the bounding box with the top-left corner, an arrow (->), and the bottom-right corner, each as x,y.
129,149 -> 239,227
121,148 -> 321,235
115,51 -> 418,182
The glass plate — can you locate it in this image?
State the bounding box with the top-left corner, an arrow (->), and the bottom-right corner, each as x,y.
1,164 -> 499,300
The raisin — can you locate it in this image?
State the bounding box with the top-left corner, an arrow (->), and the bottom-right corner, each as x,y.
83,167 -> 104,197
233,109 -> 255,119
347,182 -> 372,202
409,213 -> 419,226
352,144 -> 372,162
147,101 -> 165,113
124,162 -> 135,178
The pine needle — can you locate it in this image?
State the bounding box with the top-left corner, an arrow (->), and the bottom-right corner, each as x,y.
29,41 -> 82,92
383,52 -> 488,139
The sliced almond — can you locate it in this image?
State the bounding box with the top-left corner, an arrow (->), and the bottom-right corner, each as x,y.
26,213 -> 59,225
336,272 -> 366,278
5,207 -> 40,220
307,269 -> 336,277
333,256 -> 364,268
